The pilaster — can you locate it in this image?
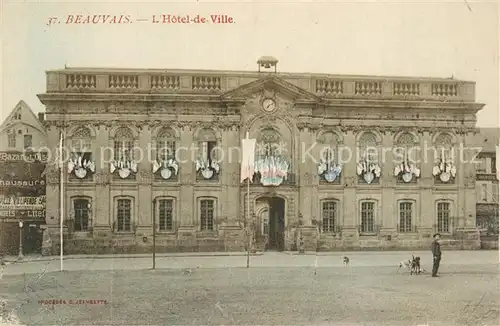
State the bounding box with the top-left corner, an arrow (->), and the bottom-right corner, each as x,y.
94,125 -> 111,227
299,127 -> 314,225
420,131 -> 434,230
45,126 -> 60,225
223,125 -> 240,225
342,130 -> 356,231
456,133 -> 466,227
381,130 -> 395,230
179,125 -> 195,227
137,126 -> 153,228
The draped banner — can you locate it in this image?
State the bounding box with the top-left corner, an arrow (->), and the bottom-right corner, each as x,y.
240,136 -> 257,183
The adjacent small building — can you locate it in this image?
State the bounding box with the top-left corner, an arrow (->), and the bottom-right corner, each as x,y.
475,128 -> 499,243
0,101 -> 47,255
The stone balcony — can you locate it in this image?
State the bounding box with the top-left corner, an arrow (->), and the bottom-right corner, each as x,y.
44,67 -> 476,102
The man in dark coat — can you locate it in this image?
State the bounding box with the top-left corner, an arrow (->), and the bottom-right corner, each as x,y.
431,233 -> 441,277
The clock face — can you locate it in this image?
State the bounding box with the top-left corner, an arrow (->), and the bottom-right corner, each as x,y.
262,99 -> 276,112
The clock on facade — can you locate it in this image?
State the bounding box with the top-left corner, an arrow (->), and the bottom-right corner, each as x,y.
262,98 -> 276,112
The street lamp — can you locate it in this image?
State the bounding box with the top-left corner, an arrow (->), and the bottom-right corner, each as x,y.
18,220 -> 24,261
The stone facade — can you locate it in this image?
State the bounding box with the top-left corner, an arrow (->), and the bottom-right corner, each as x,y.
37,62 -> 485,253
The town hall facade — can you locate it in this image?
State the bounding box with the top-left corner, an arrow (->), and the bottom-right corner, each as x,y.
37,58 -> 484,253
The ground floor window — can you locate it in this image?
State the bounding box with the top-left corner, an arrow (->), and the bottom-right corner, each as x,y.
321,200 -> 338,233
116,198 -> 132,232
360,201 -> 375,233
398,201 -> 413,233
199,199 -> 215,231
158,198 -> 174,231
437,202 -> 450,233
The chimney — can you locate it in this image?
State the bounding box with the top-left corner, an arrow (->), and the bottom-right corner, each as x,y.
38,113 -> 45,122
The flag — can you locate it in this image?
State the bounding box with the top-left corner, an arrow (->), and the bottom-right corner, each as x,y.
240,135 -> 257,183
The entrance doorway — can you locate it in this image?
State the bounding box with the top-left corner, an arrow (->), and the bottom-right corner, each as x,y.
255,197 -> 285,251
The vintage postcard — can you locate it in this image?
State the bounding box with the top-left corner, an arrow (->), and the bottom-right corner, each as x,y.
1,0 -> 499,325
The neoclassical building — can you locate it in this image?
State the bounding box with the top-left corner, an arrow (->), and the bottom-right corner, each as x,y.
38,58 -> 484,253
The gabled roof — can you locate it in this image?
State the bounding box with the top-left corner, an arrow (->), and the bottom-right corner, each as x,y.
0,100 -> 46,135
220,75 -> 319,102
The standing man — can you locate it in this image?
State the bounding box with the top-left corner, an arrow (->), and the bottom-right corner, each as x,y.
431,233 -> 441,277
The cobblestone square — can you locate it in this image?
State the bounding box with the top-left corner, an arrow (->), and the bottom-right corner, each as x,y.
1,252 -> 498,325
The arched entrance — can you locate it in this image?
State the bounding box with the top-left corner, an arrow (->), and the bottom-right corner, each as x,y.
255,196 -> 285,251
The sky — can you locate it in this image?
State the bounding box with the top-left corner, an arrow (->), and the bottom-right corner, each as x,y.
1,0 -> 499,127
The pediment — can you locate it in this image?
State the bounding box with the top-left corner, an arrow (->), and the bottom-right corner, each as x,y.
220,75 -> 319,102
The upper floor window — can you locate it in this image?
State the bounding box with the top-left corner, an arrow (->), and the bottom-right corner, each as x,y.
113,127 -> 134,161
481,184 -> 488,202
23,134 -> 32,150
199,199 -> 215,231
116,198 -> 132,232
360,201 -> 375,233
157,198 -> 175,231
196,129 -> 218,164
491,157 -> 497,174
358,132 -> 378,163
7,133 -> 15,148
321,200 -> 338,233
73,198 -> 91,232
436,202 -> 450,233
156,128 -> 176,161
434,133 -> 453,162
398,201 -> 413,233
257,128 -> 282,158
395,132 -> 417,164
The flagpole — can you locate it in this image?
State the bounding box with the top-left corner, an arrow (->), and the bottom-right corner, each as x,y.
246,132 -> 250,269
59,132 -> 64,272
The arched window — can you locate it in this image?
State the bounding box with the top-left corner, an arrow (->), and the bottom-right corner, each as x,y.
318,131 -> 339,163
257,128 -> 282,158
71,127 -> 92,161
434,133 -> 453,163
156,128 -> 176,161
358,132 -> 378,162
196,129 -> 218,164
113,127 -> 134,161
395,132 -> 417,164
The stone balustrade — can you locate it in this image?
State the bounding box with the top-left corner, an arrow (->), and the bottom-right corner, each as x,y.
46,68 -> 476,101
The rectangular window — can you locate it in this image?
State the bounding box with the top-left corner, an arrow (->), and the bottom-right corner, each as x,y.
437,202 -> 450,233
158,199 -> 174,231
360,201 -> 375,233
399,202 -> 413,233
23,134 -> 32,149
322,201 -> 337,233
481,184 -> 488,202
8,133 -> 16,148
199,199 -> 215,231
492,184 -> 498,203
116,199 -> 132,232
491,157 -> 497,174
74,199 -> 90,232
114,140 -> 134,161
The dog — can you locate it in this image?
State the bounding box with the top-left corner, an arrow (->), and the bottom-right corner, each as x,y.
397,259 -> 412,273
410,256 -> 421,275
343,256 -> 350,266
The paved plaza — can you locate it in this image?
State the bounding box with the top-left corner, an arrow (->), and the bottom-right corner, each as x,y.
1,251 -> 499,325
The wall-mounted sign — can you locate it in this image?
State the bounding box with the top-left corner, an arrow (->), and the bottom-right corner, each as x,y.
0,209 -> 45,219
477,173 -> 498,182
0,151 -> 48,163
0,180 -> 45,187
0,196 -> 46,209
